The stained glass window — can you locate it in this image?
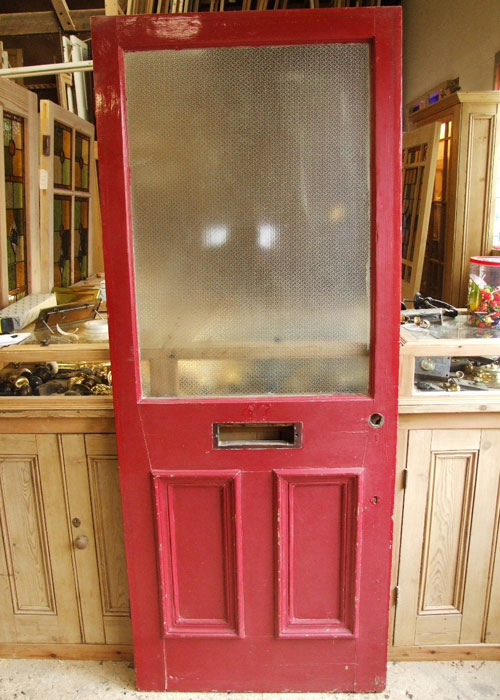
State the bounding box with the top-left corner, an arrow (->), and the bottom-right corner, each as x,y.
3,112 -> 27,302
53,195 -> 72,287
74,197 -> 89,282
75,132 -> 90,191
53,121 -> 72,189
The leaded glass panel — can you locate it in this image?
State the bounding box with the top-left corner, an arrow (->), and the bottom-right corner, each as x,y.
3,112 -> 27,302
75,132 -> 90,191
74,197 -> 89,282
53,195 -> 72,287
54,121 -> 72,189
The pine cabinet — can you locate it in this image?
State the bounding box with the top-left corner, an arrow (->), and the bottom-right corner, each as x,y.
409,92 -> 500,307
0,431 -> 131,657
393,422 -> 500,653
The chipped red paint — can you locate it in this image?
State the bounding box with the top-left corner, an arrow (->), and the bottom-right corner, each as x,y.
92,8 -> 401,692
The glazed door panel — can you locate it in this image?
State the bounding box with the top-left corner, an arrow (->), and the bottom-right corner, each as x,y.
93,8 -> 401,692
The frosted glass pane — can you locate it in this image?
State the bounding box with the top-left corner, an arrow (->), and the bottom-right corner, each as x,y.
124,43 -> 371,397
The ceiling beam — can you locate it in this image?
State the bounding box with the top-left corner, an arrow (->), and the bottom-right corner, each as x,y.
0,9 -> 105,37
50,0 -> 76,31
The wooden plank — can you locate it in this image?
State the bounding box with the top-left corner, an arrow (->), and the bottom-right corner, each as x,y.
50,0 -> 76,31
0,417 -> 115,434
0,10 -> 105,37
414,614 -> 462,646
431,429 -> 480,451
400,399 -> 500,415
461,429 -> 500,643
389,644 -> 500,661
0,434 -> 37,453
85,434 -> 117,456
0,643 -> 133,660
399,328 -> 500,356
61,434 -> 106,645
0,343 -> 109,364
398,354 -> 415,398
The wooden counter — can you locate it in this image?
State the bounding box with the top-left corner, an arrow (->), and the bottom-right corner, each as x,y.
390,325 -> 500,661
0,341 -> 132,661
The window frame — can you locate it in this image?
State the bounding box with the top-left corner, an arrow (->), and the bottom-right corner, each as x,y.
39,99 -> 95,289
0,77 -> 40,308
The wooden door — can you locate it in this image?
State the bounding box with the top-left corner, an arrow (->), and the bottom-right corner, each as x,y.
394,429 -> 500,647
62,434 -> 131,646
0,434 -> 81,643
92,8 -> 402,692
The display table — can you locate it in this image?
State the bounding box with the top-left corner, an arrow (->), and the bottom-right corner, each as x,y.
391,319 -> 500,660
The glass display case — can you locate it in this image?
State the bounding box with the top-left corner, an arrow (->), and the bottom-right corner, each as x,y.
400,314 -> 500,402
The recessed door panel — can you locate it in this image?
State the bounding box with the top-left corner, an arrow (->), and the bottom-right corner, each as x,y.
93,8 -> 401,692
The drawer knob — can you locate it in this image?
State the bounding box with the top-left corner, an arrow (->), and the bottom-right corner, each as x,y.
74,535 -> 89,550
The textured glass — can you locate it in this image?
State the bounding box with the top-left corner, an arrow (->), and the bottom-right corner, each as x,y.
3,113 -> 27,302
125,44 -> 371,397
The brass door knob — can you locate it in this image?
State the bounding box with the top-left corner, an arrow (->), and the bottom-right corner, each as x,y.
74,535 -> 89,550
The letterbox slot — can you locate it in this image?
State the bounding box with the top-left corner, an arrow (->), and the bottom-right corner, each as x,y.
214,422 -> 302,449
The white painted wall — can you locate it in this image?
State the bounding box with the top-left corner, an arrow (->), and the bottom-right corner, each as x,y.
403,0 -> 500,113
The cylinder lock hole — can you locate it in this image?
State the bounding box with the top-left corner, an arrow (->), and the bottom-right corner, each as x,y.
369,413 -> 385,428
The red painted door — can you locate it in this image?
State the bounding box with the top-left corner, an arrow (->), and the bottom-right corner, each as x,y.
92,8 -> 401,692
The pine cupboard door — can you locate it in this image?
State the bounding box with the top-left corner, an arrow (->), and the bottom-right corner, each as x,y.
394,429 -> 500,648
0,434 -> 81,643
93,8 -> 402,692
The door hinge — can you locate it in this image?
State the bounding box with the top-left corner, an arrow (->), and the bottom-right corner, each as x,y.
402,467 -> 408,490
42,134 -> 50,156
394,585 -> 400,604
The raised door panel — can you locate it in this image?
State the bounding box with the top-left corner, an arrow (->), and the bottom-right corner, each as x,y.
394,430 -> 480,647
481,432 -> 500,644
153,470 -> 243,638
461,430 -> 500,643
274,469 -> 361,639
0,434 -> 81,643
84,434 -> 131,645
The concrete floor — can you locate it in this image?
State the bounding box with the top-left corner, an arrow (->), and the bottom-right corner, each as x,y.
0,660 -> 498,700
